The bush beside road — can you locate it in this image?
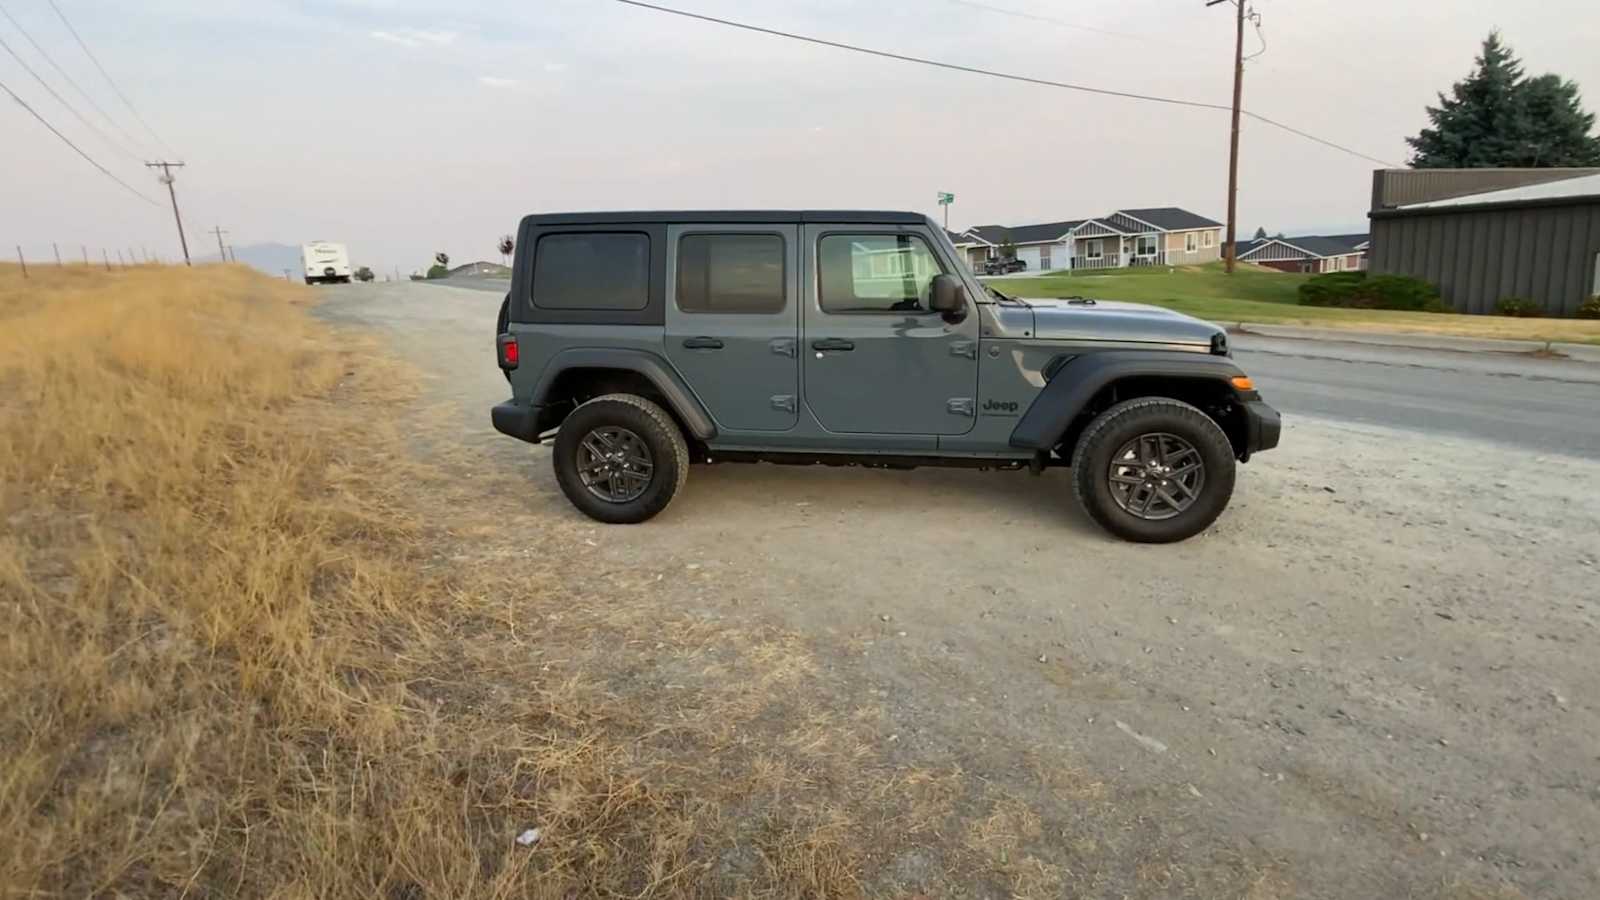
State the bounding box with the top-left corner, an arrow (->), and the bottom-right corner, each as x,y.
984,263 -> 1600,345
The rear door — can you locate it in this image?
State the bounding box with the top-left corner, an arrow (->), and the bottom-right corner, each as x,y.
801,224 -> 979,435
664,224 -> 800,432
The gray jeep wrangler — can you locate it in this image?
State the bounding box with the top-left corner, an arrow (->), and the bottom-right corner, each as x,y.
492,211 -> 1279,543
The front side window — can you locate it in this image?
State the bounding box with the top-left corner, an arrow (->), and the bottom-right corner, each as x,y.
532,232 -> 649,310
1136,235 -> 1158,257
1203,230 -> 1215,248
818,233 -> 945,314
1185,232 -> 1199,252
1086,239 -> 1103,259
676,233 -> 784,314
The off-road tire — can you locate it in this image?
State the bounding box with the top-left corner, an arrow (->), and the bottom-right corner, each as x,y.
553,393 -> 689,524
1070,397 -> 1236,543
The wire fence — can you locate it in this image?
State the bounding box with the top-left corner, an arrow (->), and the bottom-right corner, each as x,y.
8,242 -> 215,277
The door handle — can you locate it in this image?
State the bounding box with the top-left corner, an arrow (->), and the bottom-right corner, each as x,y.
810,338 -> 855,352
681,336 -> 724,350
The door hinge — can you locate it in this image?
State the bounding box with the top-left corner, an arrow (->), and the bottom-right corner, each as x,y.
769,338 -> 797,358
771,394 -> 797,413
950,340 -> 977,360
947,398 -> 975,416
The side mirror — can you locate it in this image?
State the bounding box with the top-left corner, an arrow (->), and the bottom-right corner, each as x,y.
929,273 -> 967,319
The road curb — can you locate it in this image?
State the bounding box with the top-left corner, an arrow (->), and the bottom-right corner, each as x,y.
1234,322 -> 1600,364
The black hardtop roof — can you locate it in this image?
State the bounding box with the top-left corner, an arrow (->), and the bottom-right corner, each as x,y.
522,210 -> 936,226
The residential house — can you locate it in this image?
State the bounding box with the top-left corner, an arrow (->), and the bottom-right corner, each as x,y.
1235,234 -> 1368,273
949,207 -> 1223,273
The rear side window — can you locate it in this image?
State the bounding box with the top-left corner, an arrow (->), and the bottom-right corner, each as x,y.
818,233 -> 945,314
532,232 -> 649,310
676,234 -> 785,314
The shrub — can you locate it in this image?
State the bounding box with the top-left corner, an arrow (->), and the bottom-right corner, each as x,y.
1298,272 -> 1445,312
1576,296 -> 1600,319
425,264 -> 449,279
1494,296 -> 1542,317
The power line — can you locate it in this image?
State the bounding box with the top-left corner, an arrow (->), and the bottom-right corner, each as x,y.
0,31 -> 143,162
0,75 -> 160,205
610,0 -> 1397,167
940,0 -> 1184,48
46,0 -> 176,158
0,2 -> 150,156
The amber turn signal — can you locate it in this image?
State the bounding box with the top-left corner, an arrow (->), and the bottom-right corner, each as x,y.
1230,375 -> 1254,391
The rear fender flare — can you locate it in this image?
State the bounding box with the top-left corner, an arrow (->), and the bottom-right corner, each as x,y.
531,348 -> 717,441
1009,351 -> 1247,450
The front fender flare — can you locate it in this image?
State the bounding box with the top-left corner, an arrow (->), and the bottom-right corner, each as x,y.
1009,351 -> 1247,450
528,348 -> 718,441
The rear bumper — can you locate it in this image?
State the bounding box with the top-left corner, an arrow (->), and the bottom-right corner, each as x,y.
1240,399 -> 1281,459
492,399 -> 564,444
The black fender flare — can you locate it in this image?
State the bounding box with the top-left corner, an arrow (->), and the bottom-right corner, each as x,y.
530,348 -> 718,441
1009,351 -> 1248,450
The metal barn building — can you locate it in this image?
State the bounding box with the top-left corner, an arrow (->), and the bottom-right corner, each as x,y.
1368,168 -> 1600,316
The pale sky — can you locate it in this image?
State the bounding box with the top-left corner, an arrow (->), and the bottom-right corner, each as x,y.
4,0 -> 1598,276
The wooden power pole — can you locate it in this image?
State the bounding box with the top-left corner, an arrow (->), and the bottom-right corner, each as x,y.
1209,0 -> 1246,274
209,225 -> 229,262
146,161 -> 192,266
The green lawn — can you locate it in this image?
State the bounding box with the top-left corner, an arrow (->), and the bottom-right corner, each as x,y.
980,263 -> 1600,345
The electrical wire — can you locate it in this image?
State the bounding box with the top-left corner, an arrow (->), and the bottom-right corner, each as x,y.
46,0 -> 176,158
0,1 -> 149,156
0,74 -> 161,205
611,0 -> 1399,167
0,31 -> 143,162
939,0 -> 1181,47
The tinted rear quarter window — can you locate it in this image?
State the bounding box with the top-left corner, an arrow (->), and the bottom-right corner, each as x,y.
676,234 -> 785,314
532,232 -> 649,310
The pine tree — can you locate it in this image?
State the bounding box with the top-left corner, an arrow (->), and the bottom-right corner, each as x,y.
1408,32 -> 1525,167
1252,226 -> 1267,240
1408,31 -> 1600,168
1510,74 -> 1600,166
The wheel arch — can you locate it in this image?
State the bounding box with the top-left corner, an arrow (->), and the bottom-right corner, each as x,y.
530,349 -> 717,442
1011,351 -> 1255,460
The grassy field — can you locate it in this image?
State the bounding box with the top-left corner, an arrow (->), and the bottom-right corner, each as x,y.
983,263 -> 1600,345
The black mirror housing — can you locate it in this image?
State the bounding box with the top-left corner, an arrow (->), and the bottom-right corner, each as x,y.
929,273 -> 967,318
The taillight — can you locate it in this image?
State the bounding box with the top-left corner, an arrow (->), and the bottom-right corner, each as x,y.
498,334 -> 519,369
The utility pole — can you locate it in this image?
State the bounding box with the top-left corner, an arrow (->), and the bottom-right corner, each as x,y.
146,161 -> 192,266
226,246 -> 236,263
1209,0 -> 1246,274
208,225 -> 229,262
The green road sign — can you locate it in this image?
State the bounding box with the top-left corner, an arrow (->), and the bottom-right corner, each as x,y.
937,192 -> 954,205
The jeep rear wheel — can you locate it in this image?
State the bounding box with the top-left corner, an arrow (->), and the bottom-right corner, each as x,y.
553,393 -> 689,524
1070,397 -> 1236,543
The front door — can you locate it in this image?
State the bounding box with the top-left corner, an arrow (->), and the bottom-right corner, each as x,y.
664,224 -> 799,432
801,224 -> 979,435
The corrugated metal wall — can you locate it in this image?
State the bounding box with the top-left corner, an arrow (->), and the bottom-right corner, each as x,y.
1371,168 -> 1600,210
1370,201 -> 1600,315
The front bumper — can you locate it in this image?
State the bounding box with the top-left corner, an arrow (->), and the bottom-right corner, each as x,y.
1239,398 -> 1281,459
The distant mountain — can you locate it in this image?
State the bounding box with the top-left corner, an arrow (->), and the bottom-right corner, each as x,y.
200,242 -> 302,277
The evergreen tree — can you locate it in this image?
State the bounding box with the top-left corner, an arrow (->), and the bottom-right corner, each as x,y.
1408,32 -> 1600,168
1252,226 -> 1267,240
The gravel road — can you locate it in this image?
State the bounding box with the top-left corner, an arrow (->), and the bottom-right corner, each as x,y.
318,280 -> 1600,898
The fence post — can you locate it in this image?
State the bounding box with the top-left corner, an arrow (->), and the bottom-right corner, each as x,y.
16,245 -> 27,278
81,245 -> 89,265
117,250 -> 125,267
53,243 -> 61,265
102,249 -> 111,271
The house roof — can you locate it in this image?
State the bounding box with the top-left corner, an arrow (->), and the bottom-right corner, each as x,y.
1323,233 -> 1370,250
1394,172 -> 1600,210
1239,235 -> 1362,260
1116,207 -> 1223,231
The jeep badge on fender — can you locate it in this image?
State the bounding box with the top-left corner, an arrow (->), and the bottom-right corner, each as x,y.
491,210 -> 1279,543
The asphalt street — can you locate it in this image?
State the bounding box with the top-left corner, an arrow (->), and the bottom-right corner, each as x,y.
431,275 -> 1600,459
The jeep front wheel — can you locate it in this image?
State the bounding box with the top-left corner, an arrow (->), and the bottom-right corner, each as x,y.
552,393 -> 689,524
1070,397 -> 1236,543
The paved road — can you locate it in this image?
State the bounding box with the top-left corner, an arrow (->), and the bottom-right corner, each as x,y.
429,275 -> 1600,459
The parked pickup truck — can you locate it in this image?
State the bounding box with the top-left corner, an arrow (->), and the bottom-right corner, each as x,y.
491,211 -> 1279,542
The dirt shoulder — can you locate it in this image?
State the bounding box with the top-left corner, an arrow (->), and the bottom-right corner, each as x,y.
317,280 -> 1599,898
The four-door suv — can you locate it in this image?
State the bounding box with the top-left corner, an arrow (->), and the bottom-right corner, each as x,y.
492,211 -> 1278,542
981,257 -> 1027,275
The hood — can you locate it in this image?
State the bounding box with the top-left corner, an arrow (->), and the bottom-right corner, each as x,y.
1018,298 -> 1223,346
